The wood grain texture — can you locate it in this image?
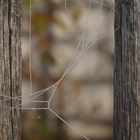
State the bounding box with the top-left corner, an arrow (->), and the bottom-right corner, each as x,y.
114,0 -> 139,140
137,0 -> 140,138
0,0 -> 22,139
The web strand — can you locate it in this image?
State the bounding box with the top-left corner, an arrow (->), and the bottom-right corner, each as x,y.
49,108 -> 90,140
29,0 -> 33,94
0,0 -> 119,104
0,1 -> 120,140
0,0 -> 119,100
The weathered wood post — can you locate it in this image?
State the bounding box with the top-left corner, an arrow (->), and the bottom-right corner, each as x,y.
114,0 -> 139,140
0,0 -> 22,139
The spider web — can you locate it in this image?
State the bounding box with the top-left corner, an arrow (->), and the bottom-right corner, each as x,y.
0,0 -> 120,139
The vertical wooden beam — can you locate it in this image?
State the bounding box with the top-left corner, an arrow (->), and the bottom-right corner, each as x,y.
0,0 -> 22,139
114,0 -> 139,140
138,0 -> 140,137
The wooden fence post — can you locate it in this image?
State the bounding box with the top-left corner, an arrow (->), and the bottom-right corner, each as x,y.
114,0 -> 139,140
0,0 -> 22,139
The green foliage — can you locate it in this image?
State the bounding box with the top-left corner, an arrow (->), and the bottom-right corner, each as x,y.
23,0 -> 33,7
22,114 -> 71,140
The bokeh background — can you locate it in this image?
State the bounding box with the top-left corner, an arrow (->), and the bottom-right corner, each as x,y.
22,0 -> 115,140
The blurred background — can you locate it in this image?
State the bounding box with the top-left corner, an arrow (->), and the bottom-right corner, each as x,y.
21,0 -> 115,140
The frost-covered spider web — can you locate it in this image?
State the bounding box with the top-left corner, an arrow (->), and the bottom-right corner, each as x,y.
0,0 -> 120,139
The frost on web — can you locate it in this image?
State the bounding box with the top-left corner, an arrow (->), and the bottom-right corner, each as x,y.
0,0 -> 120,139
